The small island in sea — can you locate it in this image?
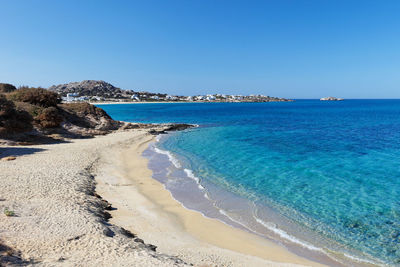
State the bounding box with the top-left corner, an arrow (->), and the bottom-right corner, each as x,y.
320,96 -> 344,101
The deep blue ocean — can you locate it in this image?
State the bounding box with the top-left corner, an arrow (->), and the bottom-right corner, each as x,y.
98,100 -> 400,266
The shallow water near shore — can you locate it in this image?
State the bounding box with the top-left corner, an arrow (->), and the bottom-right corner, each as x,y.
99,100 -> 400,266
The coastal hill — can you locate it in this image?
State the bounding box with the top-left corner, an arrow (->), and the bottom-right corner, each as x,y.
48,80 -> 292,103
49,80 -> 134,100
0,83 -> 120,144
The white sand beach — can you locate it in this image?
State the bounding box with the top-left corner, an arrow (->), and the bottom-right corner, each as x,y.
0,128 -> 325,266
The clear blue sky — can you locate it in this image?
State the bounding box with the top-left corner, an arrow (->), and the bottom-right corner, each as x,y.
1,0 -> 399,98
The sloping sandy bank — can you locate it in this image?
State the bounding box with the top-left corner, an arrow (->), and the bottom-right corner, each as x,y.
0,130 -> 186,266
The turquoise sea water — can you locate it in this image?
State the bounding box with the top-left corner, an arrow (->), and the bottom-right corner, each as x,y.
98,101 -> 400,266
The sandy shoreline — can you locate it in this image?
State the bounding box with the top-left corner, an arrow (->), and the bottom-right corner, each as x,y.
1,128 -> 325,266
95,130 -> 325,266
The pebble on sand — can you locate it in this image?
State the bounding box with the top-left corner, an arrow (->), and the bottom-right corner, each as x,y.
1,156 -> 16,161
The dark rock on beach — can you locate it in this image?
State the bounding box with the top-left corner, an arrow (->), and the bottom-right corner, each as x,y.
148,123 -> 195,135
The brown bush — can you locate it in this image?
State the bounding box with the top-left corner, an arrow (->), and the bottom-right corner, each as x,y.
35,107 -> 63,128
0,83 -> 17,93
10,87 -> 60,107
0,94 -> 15,117
14,101 -> 45,118
0,94 -> 33,135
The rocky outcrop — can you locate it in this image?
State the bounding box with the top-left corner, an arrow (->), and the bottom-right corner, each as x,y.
59,103 -> 121,133
148,123 -> 196,135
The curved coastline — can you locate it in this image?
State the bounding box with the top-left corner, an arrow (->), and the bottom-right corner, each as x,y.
96,130 -> 326,267
145,132 -> 382,267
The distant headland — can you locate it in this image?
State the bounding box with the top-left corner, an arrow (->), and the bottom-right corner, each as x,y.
49,80 -> 293,103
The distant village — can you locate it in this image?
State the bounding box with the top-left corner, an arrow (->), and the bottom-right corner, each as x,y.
61,92 -> 291,103
48,80 -> 293,103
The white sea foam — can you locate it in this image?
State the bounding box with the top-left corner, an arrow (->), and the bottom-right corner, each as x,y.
254,217 -> 322,252
154,147 -> 181,168
156,149 -> 323,254
149,143 -> 379,266
255,217 -> 381,264
184,168 -> 207,190
183,169 -> 199,182
342,253 -> 382,266
219,209 -> 254,230
219,208 -> 311,248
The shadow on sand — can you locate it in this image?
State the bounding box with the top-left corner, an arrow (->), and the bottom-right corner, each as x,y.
0,241 -> 33,266
0,147 -> 46,158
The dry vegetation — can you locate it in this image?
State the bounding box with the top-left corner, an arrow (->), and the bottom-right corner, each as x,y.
0,84 -> 120,142
0,83 -> 17,93
9,86 -> 60,107
0,94 -> 33,136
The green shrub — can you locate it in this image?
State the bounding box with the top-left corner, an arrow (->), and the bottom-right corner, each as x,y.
3,208 -> 15,217
10,87 -> 60,107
